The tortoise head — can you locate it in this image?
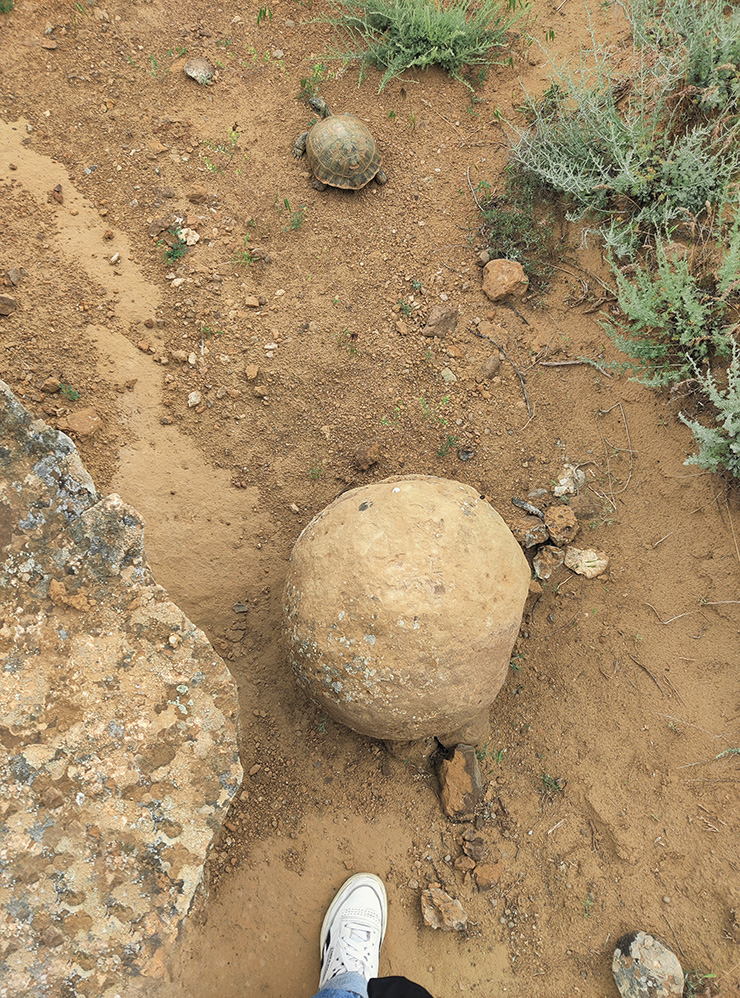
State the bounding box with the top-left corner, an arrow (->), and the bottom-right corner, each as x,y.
309,96 -> 332,119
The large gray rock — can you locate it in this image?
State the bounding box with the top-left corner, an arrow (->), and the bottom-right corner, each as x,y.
0,382 -> 243,998
283,476 -> 530,745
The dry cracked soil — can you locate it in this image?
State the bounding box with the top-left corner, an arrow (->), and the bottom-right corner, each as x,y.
1,0 -> 739,996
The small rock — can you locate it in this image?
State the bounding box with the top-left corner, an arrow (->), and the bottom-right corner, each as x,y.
6,268 -> 22,286
0,295 -> 18,316
568,493 -> 601,521
477,250 -> 491,267
40,377 -> 61,394
244,364 -> 260,382
528,578 -> 543,595
285,18 -> 296,27
353,442 -> 381,471
395,319 -> 409,336
474,862 -> 503,891
187,391 -> 202,408
421,305 -> 458,339
248,245 -> 271,262
453,856 -> 476,872
103,229 -> 114,240
137,341 -> 150,353
110,252 -> 120,265
508,515 -> 549,550
544,506 -> 579,547
440,367 -> 457,384
457,448 -> 475,462
57,408 -> 101,438
461,833 -> 487,863
533,544 -> 564,581
187,185 -> 209,204
248,764 -> 261,776
253,385 -> 269,399
184,57 -> 215,85
179,227 -> 200,246
552,463 -> 586,497
482,260 -> 529,302
244,295 -> 261,308
612,932 -> 684,998
272,49 -> 284,59
477,354 -> 501,381
564,546 -> 610,579
436,745 -> 482,822
421,887 -> 468,932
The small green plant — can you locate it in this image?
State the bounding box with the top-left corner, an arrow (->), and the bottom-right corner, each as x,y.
202,126 -> 242,174
541,772 -> 566,795
437,434 -> 459,457
381,404 -> 402,426
582,892 -> 595,918
680,341 -> 740,480
216,36 -> 233,47
0,0 -> 14,10
324,0 -> 528,92
310,466 -> 323,479
684,968 -> 718,998
398,299 -> 412,317
160,228 -> 189,264
388,109 -> 396,119
411,278 -> 422,291
336,328 -> 359,355
59,384 -> 81,401
316,714 -> 328,734
149,53 -> 159,75
282,198 -> 306,231
509,653 -> 523,671
257,6 -> 272,26
418,394 -> 450,424
299,61 -> 333,102
231,237 -> 257,267
201,325 -> 224,339
478,165 -> 555,286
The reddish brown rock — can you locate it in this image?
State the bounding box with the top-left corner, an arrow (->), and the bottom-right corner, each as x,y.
57,407 -> 102,438
544,505 -> 579,546
436,745 -> 483,822
353,442 -> 381,471
421,305 -> 459,339
482,259 -> 529,302
474,862 -> 503,891
41,377 -> 61,394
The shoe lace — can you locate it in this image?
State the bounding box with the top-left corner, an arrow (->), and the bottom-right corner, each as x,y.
326,917 -> 378,979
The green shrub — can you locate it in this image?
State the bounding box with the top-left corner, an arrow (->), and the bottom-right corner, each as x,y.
630,0 -> 740,115
511,37 -> 740,254
0,0 -> 14,11
325,0 -> 528,91
478,165 -> 555,286
604,225 -> 740,386
680,342 -> 740,478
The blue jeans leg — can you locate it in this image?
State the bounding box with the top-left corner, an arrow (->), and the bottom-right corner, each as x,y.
311,970 -> 369,998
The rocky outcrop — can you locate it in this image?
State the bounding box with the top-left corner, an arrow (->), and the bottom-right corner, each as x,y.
0,382 -> 242,997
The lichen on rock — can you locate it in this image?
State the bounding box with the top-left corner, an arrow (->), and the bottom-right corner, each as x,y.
0,381 -> 243,997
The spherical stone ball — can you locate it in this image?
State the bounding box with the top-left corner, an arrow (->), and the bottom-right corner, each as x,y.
282,476 -> 530,743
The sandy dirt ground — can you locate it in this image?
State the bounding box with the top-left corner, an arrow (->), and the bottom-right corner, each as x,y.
1,0 -> 739,995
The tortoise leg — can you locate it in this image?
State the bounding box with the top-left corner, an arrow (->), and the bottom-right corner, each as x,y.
292,132 -> 308,159
374,167 -> 388,186
312,178 -> 327,192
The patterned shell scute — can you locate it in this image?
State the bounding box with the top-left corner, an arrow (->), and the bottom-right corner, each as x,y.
307,114 -> 381,190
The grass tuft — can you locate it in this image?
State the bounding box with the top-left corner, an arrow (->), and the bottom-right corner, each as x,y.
325,0 -> 528,91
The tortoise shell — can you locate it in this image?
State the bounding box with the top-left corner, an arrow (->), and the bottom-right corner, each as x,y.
306,113 -> 382,190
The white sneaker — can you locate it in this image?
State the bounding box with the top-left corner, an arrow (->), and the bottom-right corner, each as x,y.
318,873 -> 388,989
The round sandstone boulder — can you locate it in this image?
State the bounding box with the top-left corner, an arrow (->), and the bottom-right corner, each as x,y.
282,476 -> 530,743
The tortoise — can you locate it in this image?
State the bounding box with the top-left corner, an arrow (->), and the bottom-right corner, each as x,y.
293,96 -> 388,192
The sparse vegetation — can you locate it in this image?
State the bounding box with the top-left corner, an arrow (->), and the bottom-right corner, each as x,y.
510,0 -> 740,476
160,228 -> 189,264
0,0 -> 14,12
59,384 -> 81,401
324,0 -> 529,92
680,343 -> 740,478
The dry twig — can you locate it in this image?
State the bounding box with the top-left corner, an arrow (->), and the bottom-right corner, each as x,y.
471,326 -> 533,418
627,653 -> 664,694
